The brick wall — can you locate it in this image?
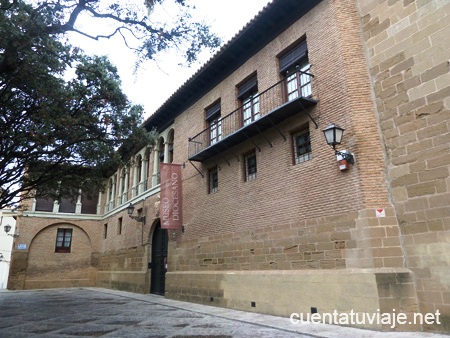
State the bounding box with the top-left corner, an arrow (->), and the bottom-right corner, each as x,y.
170,211 -> 356,272
165,0 -> 418,330
96,246 -> 150,293
358,0 -> 450,332
177,0 -> 388,241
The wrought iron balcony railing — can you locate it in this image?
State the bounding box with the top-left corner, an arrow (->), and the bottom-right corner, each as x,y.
188,70 -> 316,162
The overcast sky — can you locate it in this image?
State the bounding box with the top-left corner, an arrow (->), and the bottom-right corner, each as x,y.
70,0 -> 270,119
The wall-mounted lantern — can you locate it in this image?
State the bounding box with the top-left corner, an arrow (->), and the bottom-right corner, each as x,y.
126,203 -> 146,224
323,124 -> 355,170
4,224 -> 19,238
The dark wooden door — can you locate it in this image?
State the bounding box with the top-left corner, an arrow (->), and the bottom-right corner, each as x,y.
150,222 -> 168,295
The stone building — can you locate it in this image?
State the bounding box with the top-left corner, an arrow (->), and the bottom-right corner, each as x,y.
7,0 -> 449,332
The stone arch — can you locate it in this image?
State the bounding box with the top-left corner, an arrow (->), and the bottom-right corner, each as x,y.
148,217 -> 161,241
24,222 -> 94,289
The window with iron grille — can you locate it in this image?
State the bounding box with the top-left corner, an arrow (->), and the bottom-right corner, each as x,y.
208,166 -> 218,194
244,151 -> 257,181
55,228 -> 72,253
293,128 -> 312,164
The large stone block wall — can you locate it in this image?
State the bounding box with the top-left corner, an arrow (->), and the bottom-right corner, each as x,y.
96,246 -> 150,293
166,268 -> 418,331
346,207 -> 405,269
358,0 -> 450,332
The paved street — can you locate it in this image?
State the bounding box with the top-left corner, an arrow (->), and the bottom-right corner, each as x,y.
0,288 -> 447,338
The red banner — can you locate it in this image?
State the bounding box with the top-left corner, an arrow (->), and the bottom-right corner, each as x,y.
159,163 -> 183,229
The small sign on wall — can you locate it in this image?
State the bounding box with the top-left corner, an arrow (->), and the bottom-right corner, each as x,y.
375,209 -> 385,218
17,244 -> 27,250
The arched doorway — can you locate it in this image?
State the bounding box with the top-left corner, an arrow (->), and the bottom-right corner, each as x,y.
150,220 -> 168,295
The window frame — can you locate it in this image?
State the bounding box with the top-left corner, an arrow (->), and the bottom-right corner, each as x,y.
58,196 -> 76,213
205,101 -> 222,145
35,196 -> 54,212
55,228 -> 73,253
285,61 -> 312,101
81,190 -> 99,215
118,217 -> 123,235
292,127 -> 312,165
209,116 -> 222,145
244,150 -> 257,182
279,38 -> 312,102
238,74 -> 260,126
208,166 -> 219,194
241,93 -> 260,126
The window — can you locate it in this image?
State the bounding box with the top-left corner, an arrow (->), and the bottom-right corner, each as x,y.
279,39 -> 311,101
156,137 -> 165,185
158,143 -> 165,163
208,167 -> 218,194
104,224 -> 108,239
55,228 -> 72,253
118,217 -> 123,235
238,74 -> 260,126
293,128 -> 312,164
120,169 -> 127,204
209,117 -> 222,145
286,62 -> 311,100
58,197 -> 76,213
242,94 -> 260,126
108,178 -> 115,210
244,151 -> 257,181
81,191 -> 98,214
168,129 -> 174,163
136,155 -> 142,194
35,196 -> 54,212
206,101 -> 221,145
142,148 -> 151,190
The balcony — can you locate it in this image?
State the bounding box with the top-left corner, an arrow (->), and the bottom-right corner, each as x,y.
188,70 -> 317,162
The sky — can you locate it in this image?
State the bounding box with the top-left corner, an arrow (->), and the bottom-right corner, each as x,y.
70,0 -> 270,119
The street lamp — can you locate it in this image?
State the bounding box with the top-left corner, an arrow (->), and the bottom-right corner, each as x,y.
127,203 -> 146,224
4,224 -> 19,238
322,124 -> 355,165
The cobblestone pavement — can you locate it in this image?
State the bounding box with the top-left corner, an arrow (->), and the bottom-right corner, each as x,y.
0,288 -> 448,338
